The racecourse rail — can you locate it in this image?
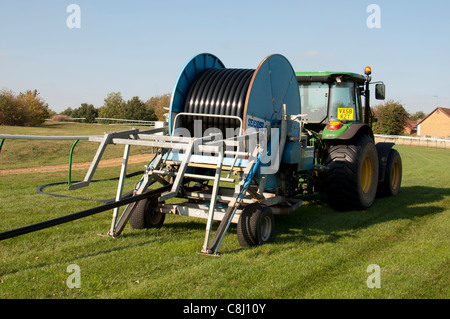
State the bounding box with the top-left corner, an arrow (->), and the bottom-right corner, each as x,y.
0,134 -> 94,185
374,134 -> 450,149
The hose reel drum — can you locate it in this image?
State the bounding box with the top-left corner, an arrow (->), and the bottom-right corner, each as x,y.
169,53 -> 302,142
168,53 -> 307,191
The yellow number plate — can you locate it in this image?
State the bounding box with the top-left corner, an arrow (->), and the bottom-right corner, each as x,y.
337,108 -> 354,120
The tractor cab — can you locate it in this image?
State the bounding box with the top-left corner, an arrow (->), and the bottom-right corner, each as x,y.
296,69 -> 385,134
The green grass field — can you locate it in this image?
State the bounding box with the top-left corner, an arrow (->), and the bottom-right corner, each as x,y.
0,123 -> 449,299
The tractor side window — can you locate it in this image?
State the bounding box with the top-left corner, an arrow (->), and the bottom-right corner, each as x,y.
299,82 -> 329,123
328,81 -> 357,122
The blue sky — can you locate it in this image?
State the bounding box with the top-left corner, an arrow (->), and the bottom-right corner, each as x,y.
0,0 -> 449,114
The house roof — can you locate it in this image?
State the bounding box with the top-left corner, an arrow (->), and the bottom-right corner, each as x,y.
441,107 -> 450,117
405,120 -> 418,129
418,107 -> 450,124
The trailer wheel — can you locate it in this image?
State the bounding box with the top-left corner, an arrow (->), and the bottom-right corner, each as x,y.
129,197 -> 165,229
237,204 -> 274,247
378,149 -> 402,196
325,134 -> 379,210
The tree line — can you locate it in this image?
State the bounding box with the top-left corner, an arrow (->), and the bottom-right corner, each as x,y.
0,88 -> 428,137
0,89 -> 171,126
61,92 -> 170,123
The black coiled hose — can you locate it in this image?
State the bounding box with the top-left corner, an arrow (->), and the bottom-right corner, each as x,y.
182,68 -> 255,135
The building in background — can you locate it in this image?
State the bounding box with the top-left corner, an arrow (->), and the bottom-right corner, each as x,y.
404,120 -> 419,135
417,107 -> 450,138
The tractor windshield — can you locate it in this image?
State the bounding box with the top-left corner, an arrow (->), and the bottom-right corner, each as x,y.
299,80 -> 361,124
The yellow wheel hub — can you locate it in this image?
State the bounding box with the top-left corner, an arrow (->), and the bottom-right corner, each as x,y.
390,161 -> 400,190
361,156 -> 373,194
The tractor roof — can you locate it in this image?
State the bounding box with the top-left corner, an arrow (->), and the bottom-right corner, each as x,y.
296,71 -> 366,83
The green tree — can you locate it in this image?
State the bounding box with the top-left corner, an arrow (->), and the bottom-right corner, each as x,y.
372,100 -> 409,135
98,92 -> 158,122
124,96 -> 157,121
72,103 -> 98,123
17,90 -> 50,126
61,107 -> 74,117
98,92 -> 126,119
143,104 -> 158,121
0,89 -> 24,125
409,110 -> 426,121
0,89 -> 50,126
145,94 -> 171,121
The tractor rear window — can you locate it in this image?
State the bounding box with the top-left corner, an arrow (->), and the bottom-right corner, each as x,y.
299,82 -> 329,123
328,81 -> 359,122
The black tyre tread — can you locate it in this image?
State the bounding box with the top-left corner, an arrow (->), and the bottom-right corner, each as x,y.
325,135 -> 378,211
129,196 -> 164,229
237,204 -> 274,247
325,144 -> 360,210
377,149 -> 402,197
129,200 -> 147,229
237,204 -> 260,247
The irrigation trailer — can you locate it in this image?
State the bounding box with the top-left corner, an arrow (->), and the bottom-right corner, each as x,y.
0,53 -> 402,256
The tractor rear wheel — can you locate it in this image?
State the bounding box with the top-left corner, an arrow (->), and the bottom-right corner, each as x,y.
129,197 -> 165,229
325,134 -> 379,210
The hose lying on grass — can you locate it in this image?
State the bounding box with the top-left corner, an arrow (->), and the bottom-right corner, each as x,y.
36,171 -> 145,203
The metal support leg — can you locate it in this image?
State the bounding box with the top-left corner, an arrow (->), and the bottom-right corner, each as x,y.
159,141 -> 194,202
69,133 -> 112,190
69,129 -> 138,190
108,144 -> 130,237
201,150 -> 224,253
205,147 -> 260,255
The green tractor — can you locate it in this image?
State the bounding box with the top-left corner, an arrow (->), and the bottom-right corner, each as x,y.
296,66 -> 402,210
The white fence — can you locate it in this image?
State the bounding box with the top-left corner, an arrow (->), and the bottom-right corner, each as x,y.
375,134 -> 450,149
94,118 -> 158,126
53,117 -> 159,126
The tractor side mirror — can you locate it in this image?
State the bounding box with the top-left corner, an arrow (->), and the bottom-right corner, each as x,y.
375,83 -> 385,100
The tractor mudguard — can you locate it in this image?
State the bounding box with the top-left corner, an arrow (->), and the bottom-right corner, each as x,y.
328,123 -> 374,141
375,142 -> 395,182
